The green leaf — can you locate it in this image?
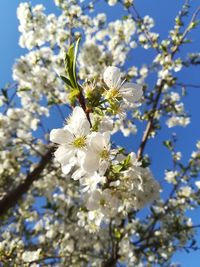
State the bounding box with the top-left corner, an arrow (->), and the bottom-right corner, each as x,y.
64,37 -> 81,90
123,154 -> 131,167
64,53 -> 71,68
163,140 -> 173,150
73,37 -> 81,88
94,107 -> 104,116
18,87 -> 31,92
114,229 -> 121,239
112,154 -> 132,174
60,75 -> 73,88
65,53 -> 75,88
112,164 -> 123,174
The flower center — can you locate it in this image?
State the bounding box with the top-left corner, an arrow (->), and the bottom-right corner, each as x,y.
99,149 -> 109,160
72,136 -> 86,148
106,88 -> 120,99
100,198 -> 106,206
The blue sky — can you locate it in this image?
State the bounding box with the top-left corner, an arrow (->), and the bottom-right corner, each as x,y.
0,0 -> 200,265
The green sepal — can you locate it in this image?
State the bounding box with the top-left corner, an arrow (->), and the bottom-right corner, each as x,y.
112,154 -> 132,174
123,154 -> 131,167
112,164 -> 123,174
163,140 -> 173,150
68,89 -> 80,104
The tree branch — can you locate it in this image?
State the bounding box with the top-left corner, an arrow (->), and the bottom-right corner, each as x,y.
137,81 -> 164,160
137,6 -> 200,160
176,82 -> 200,89
171,6 -> 200,56
0,146 -> 54,217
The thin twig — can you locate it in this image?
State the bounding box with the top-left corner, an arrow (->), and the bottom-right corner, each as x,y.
171,6 -> 200,56
176,82 -> 200,89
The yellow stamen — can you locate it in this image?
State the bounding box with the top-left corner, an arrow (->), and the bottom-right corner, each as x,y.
100,149 -> 110,160
106,88 -> 120,99
72,136 -> 86,148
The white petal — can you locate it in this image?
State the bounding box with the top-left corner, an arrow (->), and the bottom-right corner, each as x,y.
72,168 -> 86,180
86,190 -> 101,210
75,119 -> 90,136
120,82 -> 143,102
86,199 -> 99,211
72,106 -> 86,119
103,132 -> 110,145
68,107 -> 90,136
89,132 -> 110,152
103,66 -> 121,89
54,145 -> 74,165
61,163 -> 74,175
195,181 -> 200,189
50,129 -> 73,145
99,161 -> 109,175
81,150 -> 100,172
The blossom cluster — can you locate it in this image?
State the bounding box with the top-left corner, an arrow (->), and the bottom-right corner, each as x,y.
50,66 -> 160,229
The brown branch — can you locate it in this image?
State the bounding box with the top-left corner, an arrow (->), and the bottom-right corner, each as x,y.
78,85 -> 92,127
137,81 -> 164,161
102,257 -> 118,267
102,242 -> 119,267
0,146 -> 54,217
101,219 -> 126,267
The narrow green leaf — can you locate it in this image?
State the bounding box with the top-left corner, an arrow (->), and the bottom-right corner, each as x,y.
18,87 -> 31,92
64,53 -> 71,68
63,38 -> 81,91
73,37 -> 81,87
68,43 -> 75,66
124,154 -> 131,167
60,75 -> 73,88
64,54 -> 75,87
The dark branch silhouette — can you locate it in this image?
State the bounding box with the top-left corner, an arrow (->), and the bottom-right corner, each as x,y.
0,147 -> 54,217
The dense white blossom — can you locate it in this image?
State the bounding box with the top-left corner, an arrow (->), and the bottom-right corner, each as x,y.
1,1 -> 200,266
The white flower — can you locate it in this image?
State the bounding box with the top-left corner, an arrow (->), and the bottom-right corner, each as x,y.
108,0 -> 118,6
81,132 -> 111,173
165,170 -> 178,184
86,189 -> 119,216
195,181 -> 200,189
79,172 -> 106,192
166,116 -> 190,128
22,249 -> 41,262
196,141 -> 200,150
103,66 -> 143,105
50,107 -> 90,174
179,186 -> 192,197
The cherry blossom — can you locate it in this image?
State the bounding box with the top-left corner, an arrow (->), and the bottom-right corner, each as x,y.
103,66 -> 143,105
